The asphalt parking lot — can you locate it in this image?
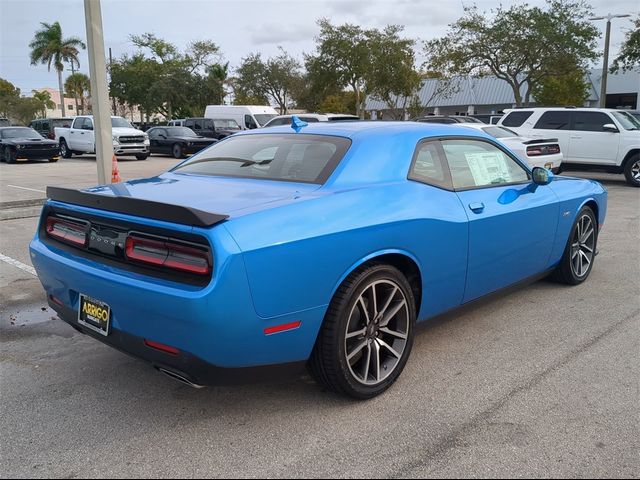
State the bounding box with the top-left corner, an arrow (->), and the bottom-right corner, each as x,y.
0,157 -> 638,478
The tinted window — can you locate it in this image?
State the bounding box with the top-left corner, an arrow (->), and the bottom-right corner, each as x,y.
1,127 -> 41,138
573,112 -> 614,132
502,111 -> 533,127
534,111 -> 570,130
300,117 -> 321,123
409,141 -> 452,189
481,126 -> 519,138
172,134 -> 351,184
442,139 -> 529,189
245,115 -> 258,129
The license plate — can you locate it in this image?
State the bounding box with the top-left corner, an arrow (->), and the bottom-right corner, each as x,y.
78,294 -> 111,336
545,162 -> 553,169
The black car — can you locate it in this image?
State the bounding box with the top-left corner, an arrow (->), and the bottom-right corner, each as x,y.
29,117 -> 73,139
0,127 -> 60,163
147,126 -> 217,158
183,117 -> 241,140
413,115 -> 484,124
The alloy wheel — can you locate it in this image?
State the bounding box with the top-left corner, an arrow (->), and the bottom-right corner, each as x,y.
571,214 -> 595,278
344,280 -> 409,386
631,158 -> 640,183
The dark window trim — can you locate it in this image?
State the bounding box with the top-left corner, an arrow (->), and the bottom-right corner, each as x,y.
425,135 -> 532,192
407,138 -> 454,191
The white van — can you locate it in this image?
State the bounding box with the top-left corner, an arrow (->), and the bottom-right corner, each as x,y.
203,105 -> 278,130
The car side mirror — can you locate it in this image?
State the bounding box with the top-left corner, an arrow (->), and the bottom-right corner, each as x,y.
602,123 -> 618,133
532,167 -> 554,186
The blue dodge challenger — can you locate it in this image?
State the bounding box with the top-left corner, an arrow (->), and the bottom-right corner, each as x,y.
30,120 -> 607,399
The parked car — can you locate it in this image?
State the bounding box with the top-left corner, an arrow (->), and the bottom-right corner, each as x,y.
498,107 -> 640,186
458,123 -> 562,173
0,118 -> 10,127
167,119 -> 186,127
413,115 -> 484,124
470,114 -> 503,125
263,113 -> 360,127
204,105 -> 278,130
0,126 -> 60,163
147,126 -> 217,158
29,118 -> 73,140
31,121 -> 607,398
55,115 -> 150,160
183,117 -> 241,140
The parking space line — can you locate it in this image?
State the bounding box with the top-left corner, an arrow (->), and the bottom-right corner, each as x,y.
0,253 -> 36,276
7,185 -> 46,193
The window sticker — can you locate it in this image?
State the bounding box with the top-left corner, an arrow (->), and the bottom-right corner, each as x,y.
464,152 -> 511,185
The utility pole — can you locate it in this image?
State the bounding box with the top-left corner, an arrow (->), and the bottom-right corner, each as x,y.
109,47 -> 117,115
589,13 -> 631,108
67,62 -> 79,113
84,0 -> 114,184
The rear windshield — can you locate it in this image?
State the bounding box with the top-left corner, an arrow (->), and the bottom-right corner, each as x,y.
171,134 -> 351,184
482,126 -> 519,138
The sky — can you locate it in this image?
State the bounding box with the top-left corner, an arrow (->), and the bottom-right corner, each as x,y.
1,0 -> 638,95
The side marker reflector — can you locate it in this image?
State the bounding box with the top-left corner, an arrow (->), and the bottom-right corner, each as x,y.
144,339 -> 180,355
264,321 -> 302,335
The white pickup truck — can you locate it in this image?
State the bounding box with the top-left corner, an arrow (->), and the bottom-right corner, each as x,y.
55,115 -> 150,160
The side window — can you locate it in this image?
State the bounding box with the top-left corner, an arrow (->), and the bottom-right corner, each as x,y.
534,111 -> 570,130
192,120 -> 202,130
573,112 -> 613,132
42,121 -> 50,131
85,118 -> 93,130
73,118 -> 84,129
203,119 -> 214,130
408,141 -> 452,189
501,111 -> 533,127
245,115 -> 257,129
441,139 -> 529,189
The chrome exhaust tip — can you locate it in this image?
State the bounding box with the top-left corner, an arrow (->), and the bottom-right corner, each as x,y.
156,367 -> 205,389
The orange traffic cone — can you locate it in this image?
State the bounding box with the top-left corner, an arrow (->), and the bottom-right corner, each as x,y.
111,154 -> 121,183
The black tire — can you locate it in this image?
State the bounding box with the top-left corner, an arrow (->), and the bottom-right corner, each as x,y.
4,147 -> 16,164
623,154 -> 640,187
135,154 -> 148,160
172,143 -> 184,159
308,263 -> 416,399
59,139 -> 72,158
550,206 -> 598,285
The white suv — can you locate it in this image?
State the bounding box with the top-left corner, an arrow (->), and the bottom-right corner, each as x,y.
498,108 -> 640,186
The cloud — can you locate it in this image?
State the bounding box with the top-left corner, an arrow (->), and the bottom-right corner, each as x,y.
251,23 -> 318,46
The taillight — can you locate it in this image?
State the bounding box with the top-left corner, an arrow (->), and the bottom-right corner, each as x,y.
46,216 -> 88,247
527,144 -> 560,156
125,234 -> 210,275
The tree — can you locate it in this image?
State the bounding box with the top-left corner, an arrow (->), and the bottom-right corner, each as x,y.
424,1 -> 599,106
0,78 -> 20,118
365,25 -> 421,119
31,90 -> 56,118
111,33 -> 226,119
530,68 -> 589,106
64,73 -> 91,114
610,17 -> 640,73
11,97 -> 41,125
234,49 -> 302,113
29,22 -> 86,117
306,19 -> 371,117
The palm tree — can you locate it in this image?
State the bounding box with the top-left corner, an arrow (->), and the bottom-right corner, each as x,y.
29,22 -> 86,117
31,90 -> 56,118
64,73 -> 91,114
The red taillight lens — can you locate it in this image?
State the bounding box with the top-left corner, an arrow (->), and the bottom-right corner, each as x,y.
125,235 -> 210,275
527,144 -> 560,156
46,216 -> 88,247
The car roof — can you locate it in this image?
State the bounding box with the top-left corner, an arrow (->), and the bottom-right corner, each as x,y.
240,120 -> 491,141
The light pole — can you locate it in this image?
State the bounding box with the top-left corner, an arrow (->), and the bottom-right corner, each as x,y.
589,13 -> 631,108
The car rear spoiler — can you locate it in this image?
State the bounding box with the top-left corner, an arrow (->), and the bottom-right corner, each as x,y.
522,138 -> 559,145
46,186 -> 229,228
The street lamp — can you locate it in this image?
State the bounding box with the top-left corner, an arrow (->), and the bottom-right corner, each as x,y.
589,13 -> 632,108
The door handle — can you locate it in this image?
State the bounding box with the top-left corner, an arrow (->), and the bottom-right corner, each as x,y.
469,202 -> 485,213
70,131 -> 74,134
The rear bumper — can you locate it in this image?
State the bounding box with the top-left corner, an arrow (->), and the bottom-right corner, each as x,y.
49,298 -> 305,386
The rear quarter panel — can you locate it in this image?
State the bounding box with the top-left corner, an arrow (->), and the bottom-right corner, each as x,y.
223,181 -> 469,322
